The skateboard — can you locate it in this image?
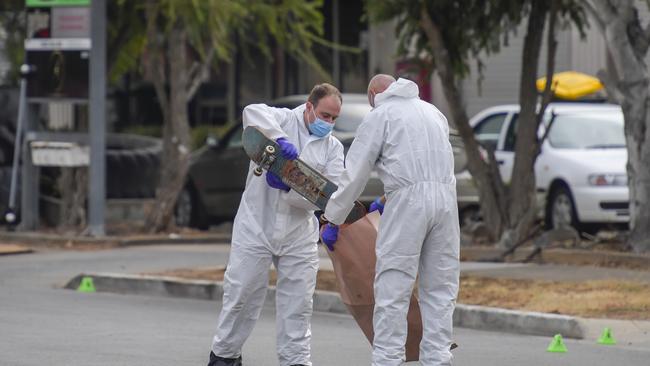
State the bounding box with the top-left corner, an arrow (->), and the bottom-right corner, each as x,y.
242,126 -> 366,224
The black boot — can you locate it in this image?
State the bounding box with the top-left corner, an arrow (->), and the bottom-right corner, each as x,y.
207,351 -> 242,366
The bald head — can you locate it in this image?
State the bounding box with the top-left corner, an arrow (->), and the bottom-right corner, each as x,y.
367,74 -> 396,107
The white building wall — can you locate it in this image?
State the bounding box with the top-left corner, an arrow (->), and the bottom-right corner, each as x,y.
460,23 -> 582,119
368,20 -> 397,77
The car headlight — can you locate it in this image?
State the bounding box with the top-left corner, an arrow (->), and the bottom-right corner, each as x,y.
588,174 -> 627,186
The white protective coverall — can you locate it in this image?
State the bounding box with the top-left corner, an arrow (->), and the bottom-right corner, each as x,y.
324,78 -> 460,366
211,103 -> 344,366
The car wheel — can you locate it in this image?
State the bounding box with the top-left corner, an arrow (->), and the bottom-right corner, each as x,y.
546,185 -> 579,230
175,187 -> 193,228
174,185 -> 209,230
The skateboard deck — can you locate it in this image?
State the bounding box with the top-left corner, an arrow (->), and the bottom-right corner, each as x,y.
242,126 -> 366,224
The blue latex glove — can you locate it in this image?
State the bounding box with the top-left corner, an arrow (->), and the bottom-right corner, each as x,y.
369,197 -> 384,215
320,223 -> 339,251
266,171 -> 290,192
276,137 -> 298,160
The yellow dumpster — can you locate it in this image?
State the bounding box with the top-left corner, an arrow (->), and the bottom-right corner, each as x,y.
536,71 -> 604,100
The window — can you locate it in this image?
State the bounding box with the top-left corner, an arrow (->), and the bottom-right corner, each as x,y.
503,114 -> 519,152
474,113 -> 507,151
226,127 -> 243,148
334,103 -> 372,133
548,112 -> 625,149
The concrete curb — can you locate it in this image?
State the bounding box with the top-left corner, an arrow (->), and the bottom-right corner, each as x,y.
65,272 -> 584,339
453,304 -> 584,339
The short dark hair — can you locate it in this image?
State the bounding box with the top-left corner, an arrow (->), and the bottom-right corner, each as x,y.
308,83 -> 342,108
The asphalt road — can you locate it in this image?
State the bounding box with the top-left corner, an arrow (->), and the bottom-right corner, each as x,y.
1,245 -> 648,365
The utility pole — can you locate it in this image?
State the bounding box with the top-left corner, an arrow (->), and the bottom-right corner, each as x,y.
88,0 -> 106,236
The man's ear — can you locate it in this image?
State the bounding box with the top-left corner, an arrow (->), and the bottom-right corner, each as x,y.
368,91 -> 376,107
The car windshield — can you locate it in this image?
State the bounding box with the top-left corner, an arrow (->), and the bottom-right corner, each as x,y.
334,103 -> 371,132
548,111 -> 625,149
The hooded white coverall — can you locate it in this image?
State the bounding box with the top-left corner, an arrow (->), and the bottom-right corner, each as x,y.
211,103 -> 344,366
324,78 -> 460,366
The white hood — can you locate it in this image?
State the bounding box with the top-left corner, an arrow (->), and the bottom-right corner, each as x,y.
374,78 -> 420,106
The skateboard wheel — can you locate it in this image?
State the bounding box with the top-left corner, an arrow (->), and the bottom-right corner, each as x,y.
254,166 -> 263,176
265,145 -> 275,154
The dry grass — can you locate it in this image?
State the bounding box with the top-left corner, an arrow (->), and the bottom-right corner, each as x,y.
146,268 -> 650,320
459,275 -> 650,320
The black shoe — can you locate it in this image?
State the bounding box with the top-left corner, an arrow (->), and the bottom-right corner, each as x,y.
207,351 -> 242,366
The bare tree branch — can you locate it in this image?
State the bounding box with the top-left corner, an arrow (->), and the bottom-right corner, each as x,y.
187,46 -> 216,99
581,0 -> 608,31
539,0 -> 559,112
538,111 -> 557,145
584,0 -> 621,25
597,68 -> 625,103
186,61 -> 201,87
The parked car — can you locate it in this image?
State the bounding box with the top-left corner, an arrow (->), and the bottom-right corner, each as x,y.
176,93 -> 467,229
461,102 -> 628,232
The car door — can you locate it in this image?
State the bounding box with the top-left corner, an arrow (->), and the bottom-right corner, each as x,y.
495,113 -> 518,183
473,112 -> 509,153
472,112 -> 511,180
190,125 -> 249,219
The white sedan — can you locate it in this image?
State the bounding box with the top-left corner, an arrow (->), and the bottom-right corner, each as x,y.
464,102 -> 628,231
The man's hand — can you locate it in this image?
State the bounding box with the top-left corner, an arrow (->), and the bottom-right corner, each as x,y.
266,171 -> 290,192
276,137 -> 298,160
320,223 -> 339,251
369,196 -> 385,215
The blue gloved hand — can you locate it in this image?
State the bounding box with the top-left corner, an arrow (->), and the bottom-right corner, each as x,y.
266,171 -> 290,192
369,196 -> 384,215
320,223 -> 339,251
276,137 -> 298,160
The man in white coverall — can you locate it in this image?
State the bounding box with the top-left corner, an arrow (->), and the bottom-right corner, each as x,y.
208,83 -> 345,366
321,75 -> 460,365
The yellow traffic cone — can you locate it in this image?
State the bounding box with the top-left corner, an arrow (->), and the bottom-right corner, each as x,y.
597,327 -> 616,345
547,334 -> 568,353
77,276 -> 96,293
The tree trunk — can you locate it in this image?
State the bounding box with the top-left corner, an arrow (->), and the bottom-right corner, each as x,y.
59,167 -> 87,231
589,0 -> 650,252
627,119 -> 650,252
145,22 -> 192,232
421,1 -> 557,247
420,5 -> 508,241
500,0 -> 551,248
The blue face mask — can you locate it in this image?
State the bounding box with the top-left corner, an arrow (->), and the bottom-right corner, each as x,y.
308,109 -> 334,137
